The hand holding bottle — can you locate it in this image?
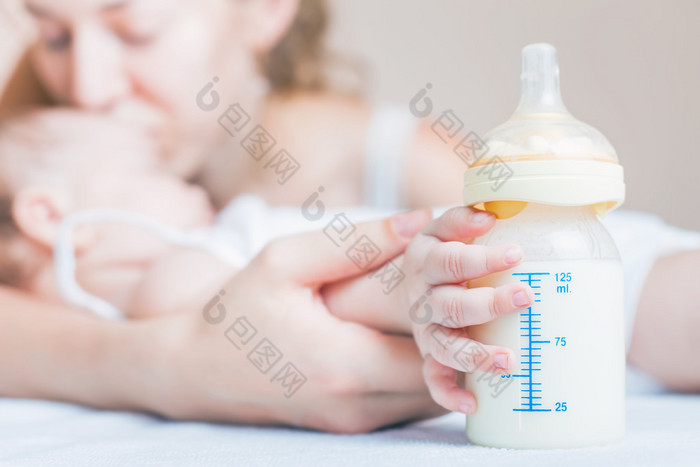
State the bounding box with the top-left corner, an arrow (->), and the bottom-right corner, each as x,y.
396,207 -> 533,415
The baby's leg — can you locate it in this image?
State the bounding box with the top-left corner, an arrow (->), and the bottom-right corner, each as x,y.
628,249 -> 700,392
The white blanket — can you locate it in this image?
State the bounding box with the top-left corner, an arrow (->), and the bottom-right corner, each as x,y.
1,369 -> 697,467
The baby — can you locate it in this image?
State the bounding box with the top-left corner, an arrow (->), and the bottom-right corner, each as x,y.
0,109 -> 219,317
0,109 -> 532,415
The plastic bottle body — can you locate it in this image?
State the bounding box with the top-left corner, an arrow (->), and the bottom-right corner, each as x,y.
464,203 -> 625,448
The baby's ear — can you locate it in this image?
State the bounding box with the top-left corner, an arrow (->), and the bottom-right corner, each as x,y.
11,186 -> 95,252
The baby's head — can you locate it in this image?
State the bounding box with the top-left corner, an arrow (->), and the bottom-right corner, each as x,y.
0,109 -> 215,304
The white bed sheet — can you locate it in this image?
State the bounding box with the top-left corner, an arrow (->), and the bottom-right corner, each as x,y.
1,368 -> 698,467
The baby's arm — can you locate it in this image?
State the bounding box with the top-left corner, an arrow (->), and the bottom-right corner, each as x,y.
128,247 -> 239,319
629,249 -> 700,391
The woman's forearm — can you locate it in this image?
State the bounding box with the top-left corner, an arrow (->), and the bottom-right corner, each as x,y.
0,286 -> 167,412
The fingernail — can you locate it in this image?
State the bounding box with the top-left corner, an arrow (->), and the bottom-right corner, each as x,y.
504,246 -> 522,265
458,403 -> 475,415
392,210 -> 430,238
512,290 -> 531,307
470,211 -> 492,224
493,353 -> 510,370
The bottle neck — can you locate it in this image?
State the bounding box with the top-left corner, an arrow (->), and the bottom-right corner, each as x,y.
475,202 -> 619,261
516,202 -> 596,221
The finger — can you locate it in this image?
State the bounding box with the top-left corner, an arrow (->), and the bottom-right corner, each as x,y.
321,255 -> 412,335
423,355 -> 477,414
427,282 -> 534,327
313,391 -> 447,433
423,242 -> 523,285
351,393 -> 447,432
348,329 -> 433,393
255,209 -> 432,286
394,398 -> 450,427
417,324 -> 515,374
312,327 -> 449,432
421,206 -> 495,243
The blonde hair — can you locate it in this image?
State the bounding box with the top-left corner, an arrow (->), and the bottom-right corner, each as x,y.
0,111 -> 27,287
264,0 -> 329,92
0,196 -> 23,286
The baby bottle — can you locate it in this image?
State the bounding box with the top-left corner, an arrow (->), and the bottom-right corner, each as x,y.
462,43 -> 626,449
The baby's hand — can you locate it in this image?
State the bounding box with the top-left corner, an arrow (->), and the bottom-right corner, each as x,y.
401,207 -> 533,415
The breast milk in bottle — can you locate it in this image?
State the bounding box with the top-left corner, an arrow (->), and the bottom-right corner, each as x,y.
462,43 -> 626,449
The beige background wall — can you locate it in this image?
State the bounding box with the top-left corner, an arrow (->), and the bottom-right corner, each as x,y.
328,0 -> 700,230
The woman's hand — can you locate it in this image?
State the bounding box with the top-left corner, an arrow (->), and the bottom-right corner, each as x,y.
148,210 -> 447,433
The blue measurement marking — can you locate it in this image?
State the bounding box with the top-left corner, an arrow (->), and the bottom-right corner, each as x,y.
510,272 -> 553,413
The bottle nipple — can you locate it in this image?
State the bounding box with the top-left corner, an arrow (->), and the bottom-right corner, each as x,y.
462,43 -> 625,219
515,43 -> 568,116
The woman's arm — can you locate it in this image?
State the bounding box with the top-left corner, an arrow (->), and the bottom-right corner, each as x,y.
0,286 -> 166,411
0,213 -> 446,433
628,249 -> 700,392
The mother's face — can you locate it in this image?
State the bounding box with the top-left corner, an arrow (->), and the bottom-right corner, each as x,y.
25,0 -> 297,178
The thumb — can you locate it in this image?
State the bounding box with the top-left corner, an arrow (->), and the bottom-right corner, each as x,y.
254,209 -> 433,286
